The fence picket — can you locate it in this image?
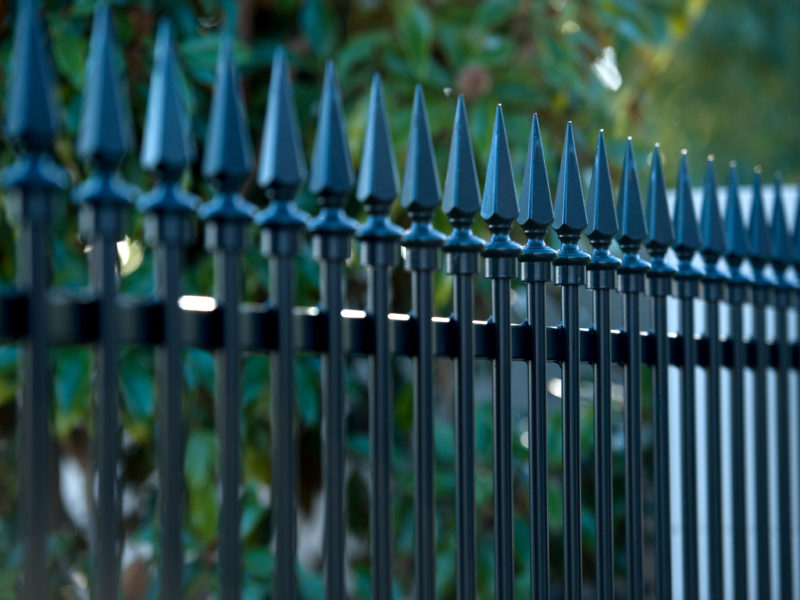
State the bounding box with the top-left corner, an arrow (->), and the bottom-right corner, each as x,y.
355,72 -> 403,600
255,46 -> 309,600
771,175 -> 793,599
645,144 -> 675,600
442,94 -> 483,600
749,168 -> 773,599
2,3 -> 67,597
198,35 -> 255,599
724,162 -> 750,598
74,6 -> 137,597
584,130 -> 619,599
400,85 -> 445,600
138,19 -> 198,597
308,61 -> 358,600
616,138 -> 650,599
552,122 -> 590,599
518,113 -> 556,600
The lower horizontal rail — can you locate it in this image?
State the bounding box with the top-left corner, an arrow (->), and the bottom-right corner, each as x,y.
0,292 -> 796,369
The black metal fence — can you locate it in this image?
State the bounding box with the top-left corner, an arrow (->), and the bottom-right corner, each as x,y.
3,3 -> 799,600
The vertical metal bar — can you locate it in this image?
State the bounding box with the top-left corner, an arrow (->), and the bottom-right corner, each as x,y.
442,93 -> 483,600
645,144 -> 674,600
480,105 -> 520,599
355,73 -> 402,599
703,286 -> 724,598
589,284 -> 614,597
367,265 -> 393,596
724,162 -> 749,596
551,122 -> 588,599
155,243 -> 185,598
699,157 -> 725,600
518,114 -> 555,600
2,4 -> 66,596
215,246 -> 244,599
256,45 -> 309,599
584,130 -> 619,597
752,291 -> 771,596
399,85 -> 444,600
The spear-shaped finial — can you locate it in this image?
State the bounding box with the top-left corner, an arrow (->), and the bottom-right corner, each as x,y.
309,61 -> 354,200
585,130 -> 618,248
442,94 -> 481,228
5,0 -> 59,151
699,156 -> 725,263
140,19 -> 195,177
481,105 -> 519,234
673,150 -> 701,260
771,173 -> 791,274
553,122 -> 588,246
748,167 -> 771,269
138,18 -> 198,227
356,73 -> 398,211
724,162 -> 749,268
401,85 -> 441,222
257,46 -> 307,199
617,138 -> 648,252
518,114 -> 554,242
645,144 -> 674,257
76,4 -> 134,167
201,35 -> 254,195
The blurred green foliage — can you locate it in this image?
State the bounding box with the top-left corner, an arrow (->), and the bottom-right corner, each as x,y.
0,0 -> 796,597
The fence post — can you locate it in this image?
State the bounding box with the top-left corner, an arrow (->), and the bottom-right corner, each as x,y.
644,144 -> 675,600
481,105 -> 521,599
400,85 -> 445,600
354,73 -> 404,600
552,122 -> 589,599
518,114 -> 556,600
255,47 -> 309,599
584,130 -> 619,598
724,162 -> 749,597
307,61 -> 358,600
770,174 -> 793,599
1,4 -> 68,597
748,167 -> 773,599
73,7 -> 136,597
616,138 -> 650,599
671,151 -> 702,600
197,36 -> 255,599
699,157 -> 725,599
442,95 -> 483,600
138,20 -> 198,597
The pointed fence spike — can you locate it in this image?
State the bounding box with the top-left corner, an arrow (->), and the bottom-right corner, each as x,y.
699,156 -> 726,261
645,144 -> 674,255
673,151 -> 701,257
725,162 -> 749,266
400,85 -> 441,220
77,3 -> 134,166
518,114 -> 553,239
748,168 -> 771,266
771,174 -> 791,271
617,137 -> 648,251
140,19 -> 195,176
585,130 -> 617,246
5,0 -> 59,149
553,122 -> 587,243
356,73 -> 398,208
308,61 -> 354,198
257,46 -> 307,198
201,35 -> 254,189
481,105 -> 518,229
442,94 -> 481,227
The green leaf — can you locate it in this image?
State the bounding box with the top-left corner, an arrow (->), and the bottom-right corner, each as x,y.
185,429 -> 216,489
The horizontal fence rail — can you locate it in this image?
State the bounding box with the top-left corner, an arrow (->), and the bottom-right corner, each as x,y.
3,4 -> 800,599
